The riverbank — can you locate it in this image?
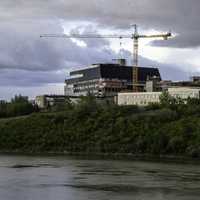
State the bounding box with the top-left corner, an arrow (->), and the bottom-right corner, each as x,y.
1,95 -> 200,158
1,151 -> 200,165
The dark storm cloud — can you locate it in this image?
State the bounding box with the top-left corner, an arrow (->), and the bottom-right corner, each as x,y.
0,20 -> 64,71
0,22 -> 119,86
0,0 -> 199,47
0,0 -> 198,90
0,22 -> 116,72
0,54 -> 189,88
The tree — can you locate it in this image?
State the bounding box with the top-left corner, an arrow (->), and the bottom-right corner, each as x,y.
159,91 -> 184,110
159,91 -> 174,107
0,95 -> 37,118
11,95 -> 29,104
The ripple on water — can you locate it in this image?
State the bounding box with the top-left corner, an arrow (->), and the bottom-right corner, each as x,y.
35,183 -> 200,195
9,163 -> 59,168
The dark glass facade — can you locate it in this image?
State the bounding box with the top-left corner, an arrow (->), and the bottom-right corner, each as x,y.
66,64 -> 160,83
65,63 -> 161,97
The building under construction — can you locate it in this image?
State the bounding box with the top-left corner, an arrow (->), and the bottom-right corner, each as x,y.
41,25 -> 170,98
64,60 -> 161,97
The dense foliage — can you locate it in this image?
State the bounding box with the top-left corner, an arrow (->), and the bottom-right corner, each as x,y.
0,95 -> 38,118
1,93 -> 200,157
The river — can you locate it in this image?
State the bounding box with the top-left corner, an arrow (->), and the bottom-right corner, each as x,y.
0,154 -> 200,200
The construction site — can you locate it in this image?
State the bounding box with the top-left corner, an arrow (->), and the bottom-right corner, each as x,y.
36,25 -> 200,108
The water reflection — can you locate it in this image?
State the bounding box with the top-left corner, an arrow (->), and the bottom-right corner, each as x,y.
0,155 -> 199,200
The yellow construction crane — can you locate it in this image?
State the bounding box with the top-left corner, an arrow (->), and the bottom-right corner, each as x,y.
40,25 -> 172,91
131,25 -> 171,91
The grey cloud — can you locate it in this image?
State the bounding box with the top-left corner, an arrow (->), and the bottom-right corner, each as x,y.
69,25 -> 110,48
120,50 -> 190,81
0,54 -> 190,88
0,22 -> 116,72
0,85 -> 65,100
151,32 -> 200,48
0,0 -> 199,48
0,0 -> 198,97
0,69 -> 66,87
0,22 -> 120,87
0,20 -> 64,71
139,56 -> 189,81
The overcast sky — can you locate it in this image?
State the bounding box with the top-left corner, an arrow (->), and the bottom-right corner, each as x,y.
0,0 -> 200,100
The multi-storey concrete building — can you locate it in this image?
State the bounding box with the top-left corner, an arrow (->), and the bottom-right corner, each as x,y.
65,63 -> 161,97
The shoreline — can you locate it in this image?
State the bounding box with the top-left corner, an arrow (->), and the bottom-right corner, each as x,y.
1,151 -> 200,164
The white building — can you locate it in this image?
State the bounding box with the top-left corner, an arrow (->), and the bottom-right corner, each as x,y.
117,87 -> 200,106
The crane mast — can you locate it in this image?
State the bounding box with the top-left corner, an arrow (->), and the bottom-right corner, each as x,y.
130,25 -> 172,91
40,25 -> 172,91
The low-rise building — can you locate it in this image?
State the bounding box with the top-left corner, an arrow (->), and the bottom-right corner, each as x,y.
35,95 -> 80,109
118,92 -> 161,106
117,87 -> 200,106
167,87 -> 200,99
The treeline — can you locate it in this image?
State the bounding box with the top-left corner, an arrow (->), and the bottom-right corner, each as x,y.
0,92 -> 200,157
0,95 -> 38,118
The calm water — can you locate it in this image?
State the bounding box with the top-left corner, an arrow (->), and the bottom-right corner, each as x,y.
0,155 -> 200,200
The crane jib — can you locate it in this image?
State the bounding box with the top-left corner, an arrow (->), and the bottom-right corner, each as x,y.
40,25 -> 172,92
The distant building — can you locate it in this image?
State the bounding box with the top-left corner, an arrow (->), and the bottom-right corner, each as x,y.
162,77 -> 200,88
190,76 -> 200,83
117,87 -> 200,106
35,95 -> 80,109
145,75 -> 200,93
145,76 -> 163,92
65,63 -> 161,97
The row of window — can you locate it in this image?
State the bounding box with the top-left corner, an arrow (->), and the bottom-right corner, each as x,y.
171,92 -> 199,99
125,94 -> 160,100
